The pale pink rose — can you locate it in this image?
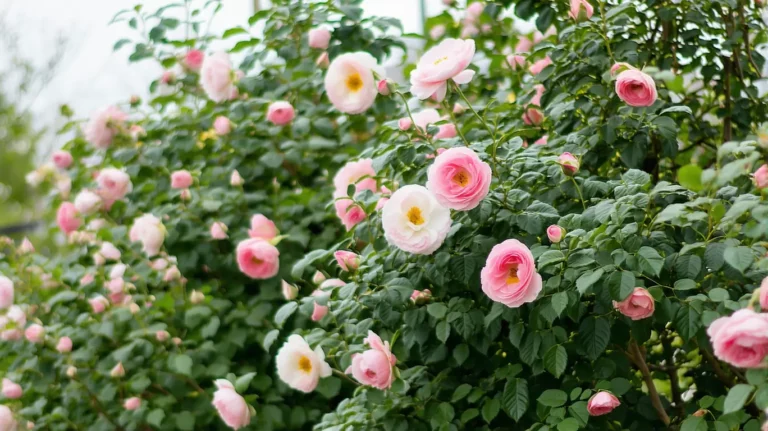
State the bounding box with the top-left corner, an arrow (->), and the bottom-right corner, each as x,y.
506,55 -> 526,70
334,196 -> 367,230
377,79 -> 391,96
24,324 -> 44,343
334,159 -> 377,195
429,24 -> 446,40
754,164 -> 768,189
56,336 -> 73,353
210,221 -> 228,239
459,25 -> 477,41
93,253 -> 106,266
56,202 -> 81,234
184,49 -> 204,71
156,330 -> 170,342
18,237 -> 34,255
316,52 -> 330,68
346,331 -> 397,389
546,225 -> 565,243
426,147 -> 492,211
66,366 -> 77,378
610,62 -> 635,76
276,335 -> 332,393
163,266 -> 181,282
212,379 -> 251,429
480,239 -> 542,307
129,214 -> 166,257
84,106 -> 128,149
587,391 -> 620,416
613,287 -> 655,320
433,122 -> 456,139
170,170 -> 193,189
214,116 -> 232,135
52,150 -> 73,169
0,405 -> 15,430
0,277 -> 13,309
109,264 -> 126,280
249,214 -> 278,240
334,251 -> 360,271
99,242 -> 121,261
230,170 -> 245,186
325,52 -> 381,114
615,69 -> 657,107
129,124 -> 145,140
760,277 -> 768,310
515,37 -> 533,53
267,101 -> 295,126
281,280 -> 298,300
1,379 -> 22,399
236,238 -> 280,279
96,168 -> 132,205
410,38 -> 475,102
529,56 -> 552,75
382,185 -> 452,255
190,290 -> 205,304
569,0 -> 594,20
111,362 -> 125,378
707,309 -> 768,367
80,273 -> 95,286
124,397 -> 141,411
375,197 -> 389,211
74,190 -> 102,215
523,85 -> 546,125
312,271 -> 327,285
160,70 -> 176,85
308,28 -> 332,49
558,152 -> 580,176
55,175 -> 72,198
410,289 -> 432,304
466,1 -> 484,18
106,278 -> 125,296
87,218 -> 108,231
201,52 -> 237,103
534,135 -> 548,146
311,289 -> 329,322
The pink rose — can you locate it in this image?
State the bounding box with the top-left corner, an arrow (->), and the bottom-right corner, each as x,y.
515,37 -> 533,53
529,56 -> 552,75
405,109 -> 456,139
569,0 -> 594,21
613,287 -> 655,320
160,70 -> 176,85
201,52 -> 237,103
760,277 -> 768,310
708,309 -> 768,367
311,289 -> 329,322
1,379 -> 22,399
312,271 -> 327,285
0,405 -> 15,430
236,238 -> 280,279
382,185 -> 452,255
84,106 -> 128,149
377,79 -> 391,96
410,38 -> 475,102
210,221 -> 228,240
534,135 -> 548,146
214,116 -> 232,135
426,147 -> 492,211
170,170 -> 193,189
267,101 -> 295,126
74,190 -> 102,215
184,49 -> 204,71
89,295 -> 109,314
334,251 -> 360,271
230,170 -> 244,186
56,336 -> 73,353
52,150 -> 73,169
24,324 -> 44,343
410,289 -> 432,304
754,164 -> 768,189
212,380 -> 251,429
18,237 -> 34,255
0,277 -> 13,309
615,69 -> 657,107
111,362 -> 125,378
480,239 -> 542,307
249,214 -> 278,240
587,391 -> 620,416
506,55 -> 526,70
558,152 -> 580,176
429,24 -> 446,40
99,242 -> 121,261
398,118 -> 413,131
325,52 -> 382,114
334,197 -> 367,231
282,280 -> 298,300
129,214 -> 166,257
610,62 -> 635,76
96,168 -> 133,205
316,52 -> 330,68
346,331 -> 397,389
163,266 -> 181,282
156,330 -> 170,342
80,273 -> 94,286
334,159 -> 377,197
56,202 -> 81,234
546,225 -> 564,243
124,397 -> 141,411
308,28 -> 332,49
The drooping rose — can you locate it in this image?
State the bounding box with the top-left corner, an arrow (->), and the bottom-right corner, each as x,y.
308,27 -> 332,49
170,170 -> 193,189
569,0 -> 594,21
382,185 -> 451,255
410,38 -> 475,102
426,147 -> 492,211
615,69 -> 657,107
56,202 -> 81,234
183,49 -> 204,71
534,135 -> 548,146
236,238 -> 279,279
249,214 -> 278,240
587,391 -> 620,416
0,277 -> 13,310
480,239 -> 542,307
129,214 -> 166,257
276,335 -> 332,393
266,101 -> 295,126
212,380 -> 251,429
213,116 -> 232,135
24,324 -> 44,344
325,52 -> 382,114
84,106 -> 127,149
707,309 -> 768,368
334,251 -> 360,271
346,331 -> 397,389
613,287 -> 655,320
754,164 -> 768,189
210,221 -> 228,240
56,336 -> 73,353
52,150 -> 73,169
201,52 -> 237,103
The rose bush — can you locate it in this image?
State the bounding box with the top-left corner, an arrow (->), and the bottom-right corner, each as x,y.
4,0 -> 768,430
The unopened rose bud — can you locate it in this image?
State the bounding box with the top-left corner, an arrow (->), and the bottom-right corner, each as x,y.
693,409 -> 707,417
66,366 -> 77,378
129,95 -> 141,106
156,330 -> 170,342
281,280 -> 298,300
172,337 -> 182,345
316,52 -> 330,68
312,271 -> 326,285
179,189 -> 191,201
377,79 -> 391,96
163,266 -> 181,282
230,170 -> 245,187
129,303 -> 140,314
557,152 -> 580,176
190,290 -> 205,304
110,362 -> 125,378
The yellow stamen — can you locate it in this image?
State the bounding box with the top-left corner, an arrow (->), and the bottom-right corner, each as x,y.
298,356 -> 312,373
433,56 -> 449,65
452,170 -> 471,187
346,73 -> 363,92
406,206 -> 425,225
506,265 -> 520,284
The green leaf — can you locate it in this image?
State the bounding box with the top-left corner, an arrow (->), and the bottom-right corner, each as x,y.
502,378 -> 528,422
274,302 -> 298,326
681,416 -> 707,431
608,270 -> 635,301
551,292 -> 568,316
482,398 -> 500,423
47,290 -> 79,307
427,303 -> 448,319
452,384 -> 473,402
543,345 -> 567,378
235,372 -> 256,393
678,164 -> 703,192
674,304 -> 702,340
262,329 -> 280,351
436,320 -> 450,343
676,255 -> 702,279
557,418 -> 580,431
576,268 -> 604,295
538,250 -> 565,268
175,411 -> 195,430
723,384 -> 754,414
147,409 -> 165,427
637,247 -> 664,276
723,246 -> 754,273
538,389 -> 567,407
171,354 -> 193,376
454,344 -> 470,365
578,317 -> 611,360
291,249 -> 327,279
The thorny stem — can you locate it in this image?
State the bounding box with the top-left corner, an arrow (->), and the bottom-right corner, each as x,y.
628,339 -> 670,426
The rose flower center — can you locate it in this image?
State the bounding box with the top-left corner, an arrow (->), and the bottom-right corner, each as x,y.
298,355 -> 313,373
406,206 -> 425,225
433,56 -> 449,65
506,264 -> 520,285
452,169 -> 471,187
346,73 -> 363,92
